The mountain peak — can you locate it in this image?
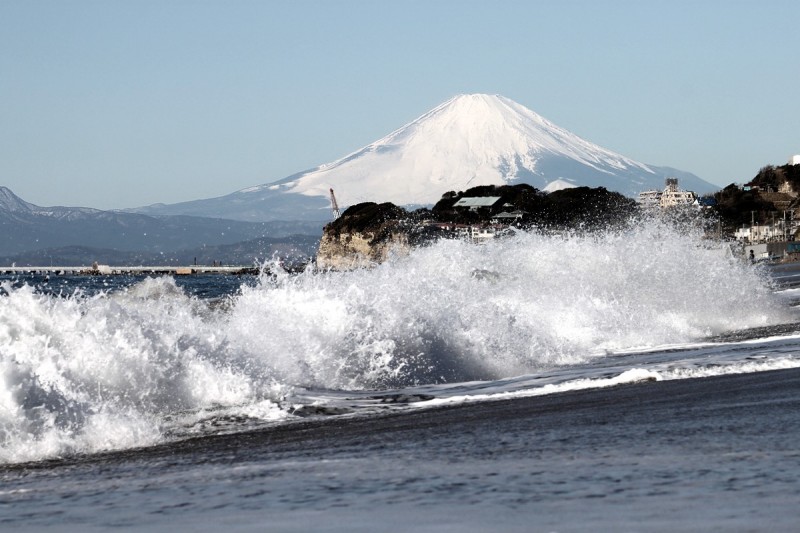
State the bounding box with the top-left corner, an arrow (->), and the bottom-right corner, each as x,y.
278,93 -> 699,207
131,95 -> 718,222
0,186 -> 36,213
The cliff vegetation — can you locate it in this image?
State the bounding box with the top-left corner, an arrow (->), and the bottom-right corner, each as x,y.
317,184 -> 639,269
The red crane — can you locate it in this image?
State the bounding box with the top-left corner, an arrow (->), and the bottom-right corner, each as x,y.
329,188 -> 341,220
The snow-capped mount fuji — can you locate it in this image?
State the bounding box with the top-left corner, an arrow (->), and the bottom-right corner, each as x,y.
133,94 -> 716,221
281,93 -> 665,205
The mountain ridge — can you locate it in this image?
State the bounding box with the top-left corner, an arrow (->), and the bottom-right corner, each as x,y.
131,94 -> 716,222
0,186 -> 322,259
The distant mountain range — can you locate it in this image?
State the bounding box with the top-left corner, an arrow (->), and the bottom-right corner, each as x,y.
130,93 -> 718,222
2,93 -> 720,262
0,237 -> 319,268
0,186 -> 320,264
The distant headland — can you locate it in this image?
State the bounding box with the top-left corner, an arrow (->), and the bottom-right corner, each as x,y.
316,184 -> 639,270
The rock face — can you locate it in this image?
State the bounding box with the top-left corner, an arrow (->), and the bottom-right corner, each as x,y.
315,202 -> 413,270
316,231 -> 409,270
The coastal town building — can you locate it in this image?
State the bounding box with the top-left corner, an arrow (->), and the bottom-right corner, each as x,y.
637,189 -> 662,209
452,196 -> 502,211
778,181 -> 798,197
637,178 -> 697,209
491,210 -> 526,224
734,223 -> 787,243
425,221 -> 508,243
733,206 -> 798,245
434,196 -> 519,242
731,156 -> 800,247
659,178 -> 697,207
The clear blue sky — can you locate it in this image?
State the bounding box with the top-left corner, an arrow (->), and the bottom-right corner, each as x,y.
1,0 -> 798,209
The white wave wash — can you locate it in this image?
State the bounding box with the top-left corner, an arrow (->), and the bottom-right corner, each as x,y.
412,355 -> 800,410
0,222 -> 792,463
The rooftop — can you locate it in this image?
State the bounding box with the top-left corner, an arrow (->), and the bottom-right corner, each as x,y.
453,196 -> 502,208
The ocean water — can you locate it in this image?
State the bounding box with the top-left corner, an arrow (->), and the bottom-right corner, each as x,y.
2,220 -> 800,531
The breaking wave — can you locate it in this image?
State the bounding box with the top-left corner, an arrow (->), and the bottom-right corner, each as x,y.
0,220 -> 792,462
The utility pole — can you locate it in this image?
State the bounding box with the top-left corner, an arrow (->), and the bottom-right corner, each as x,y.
784,210 -> 788,242
772,211 -> 775,242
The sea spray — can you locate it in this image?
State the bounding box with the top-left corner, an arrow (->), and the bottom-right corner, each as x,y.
229,220 -> 788,388
0,220 -> 792,463
0,278 -> 285,463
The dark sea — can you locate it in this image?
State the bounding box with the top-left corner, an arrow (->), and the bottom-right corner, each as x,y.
2,222 -> 800,532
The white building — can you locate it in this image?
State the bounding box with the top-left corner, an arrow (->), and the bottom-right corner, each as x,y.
490,210 -> 525,224
636,189 -> 662,209
734,222 -> 789,243
790,155 -> 800,166
659,178 -> 697,208
470,226 -> 498,242
448,223 -> 504,242
637,178 -> 697,209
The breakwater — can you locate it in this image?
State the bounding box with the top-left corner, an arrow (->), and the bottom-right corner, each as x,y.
0,265 -> 260,276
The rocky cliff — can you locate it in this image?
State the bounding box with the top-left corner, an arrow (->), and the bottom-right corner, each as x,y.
316,230 -> 410,270
315,186 -> 639,269
315,202 -> 415,270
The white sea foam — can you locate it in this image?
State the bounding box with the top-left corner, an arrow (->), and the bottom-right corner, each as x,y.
0,278 -> 288,463
411,356 -> 800,410
0,220 -> 793,462
659,356 -> 800,379
417,368 -> 663,408
225,221 -> 787,389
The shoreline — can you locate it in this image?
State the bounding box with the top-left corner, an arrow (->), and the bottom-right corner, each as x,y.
3,367 -> 800,531
6,366 -> 799,469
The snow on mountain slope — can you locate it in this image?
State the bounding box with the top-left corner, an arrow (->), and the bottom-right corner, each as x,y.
543,179 -> 578,193
0,186 -> 105,221
132,94 -> 717,221
0,186 -> 35,213
0,185 -> 322,257
278,94 -> 661,205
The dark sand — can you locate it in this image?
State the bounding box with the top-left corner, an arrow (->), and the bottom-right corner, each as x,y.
3,368 -> 800,531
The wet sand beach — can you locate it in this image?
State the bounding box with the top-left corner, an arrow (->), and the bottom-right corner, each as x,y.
4,367 -> 800,532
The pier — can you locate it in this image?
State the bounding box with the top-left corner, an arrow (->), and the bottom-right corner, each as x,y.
0,265 -> 261,276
